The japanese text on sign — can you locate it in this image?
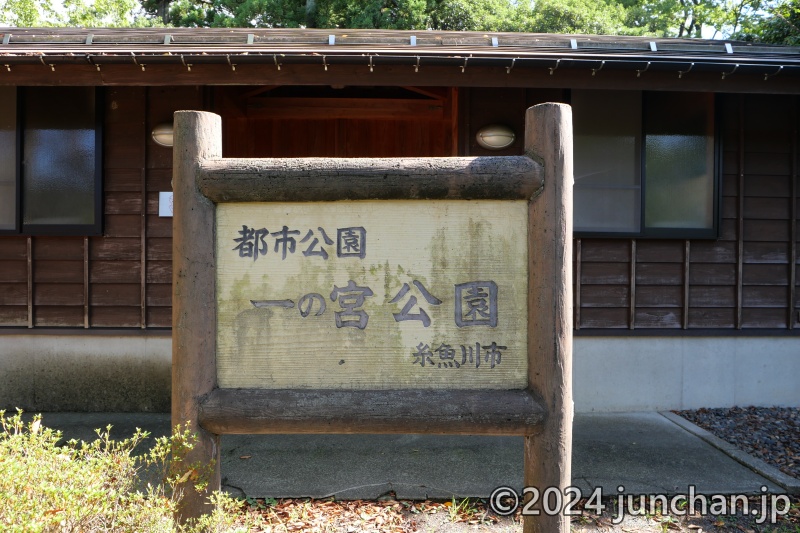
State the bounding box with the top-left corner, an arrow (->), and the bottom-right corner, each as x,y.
215,200 -> 529,390
233,225 -> 366,261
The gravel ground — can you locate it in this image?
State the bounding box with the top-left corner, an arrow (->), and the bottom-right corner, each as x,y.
675,406 -> 800,480
237,493 -> 800,532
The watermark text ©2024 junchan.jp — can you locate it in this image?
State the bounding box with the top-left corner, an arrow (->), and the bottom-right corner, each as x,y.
489,485 -> 792,524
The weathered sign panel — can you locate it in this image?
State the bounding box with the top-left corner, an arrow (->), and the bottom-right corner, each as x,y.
172,105 -> 572,533
216,200 -> 528,389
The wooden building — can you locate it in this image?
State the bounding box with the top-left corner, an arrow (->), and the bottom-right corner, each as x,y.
0,28 -> 798,411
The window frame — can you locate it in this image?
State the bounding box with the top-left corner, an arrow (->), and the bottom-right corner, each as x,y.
572,90 -> 722,240
0,86 -> 104,237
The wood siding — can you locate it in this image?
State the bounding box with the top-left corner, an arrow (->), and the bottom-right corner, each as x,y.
571,94 -> 800,330
1,88 -> 797,331
462,89 -> 798,331
0,86 -> 202,328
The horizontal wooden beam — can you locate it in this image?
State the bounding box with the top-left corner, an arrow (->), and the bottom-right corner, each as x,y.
247,97 -> 444,120
198,388 -> 546,435
198,155 -> 543,202
1,63 -> 798,95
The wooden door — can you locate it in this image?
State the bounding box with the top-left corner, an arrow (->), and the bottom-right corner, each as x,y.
213,86 -> 458,158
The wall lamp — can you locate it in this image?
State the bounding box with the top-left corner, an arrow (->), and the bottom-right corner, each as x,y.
154,122 -> 515,150
475,124 -> 515,150
152,122 -> 174,147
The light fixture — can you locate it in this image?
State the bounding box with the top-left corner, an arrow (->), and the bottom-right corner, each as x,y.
152,122 -> 174,147
476,124 -> 515,150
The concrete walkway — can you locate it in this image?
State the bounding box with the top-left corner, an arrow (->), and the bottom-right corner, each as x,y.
32,411 -> 791,500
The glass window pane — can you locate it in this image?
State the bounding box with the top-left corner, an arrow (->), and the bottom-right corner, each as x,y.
573,90 -> 642,233
575,188 -> 641,232
22,87 -> 97,227
645,92 -> 715,230
0,87 -> 16,231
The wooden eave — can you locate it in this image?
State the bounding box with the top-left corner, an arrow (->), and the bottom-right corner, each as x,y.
1,27 -> 799,93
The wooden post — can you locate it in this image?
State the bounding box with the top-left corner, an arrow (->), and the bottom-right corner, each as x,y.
172,110 -> 222,521
524,103 -> 573,533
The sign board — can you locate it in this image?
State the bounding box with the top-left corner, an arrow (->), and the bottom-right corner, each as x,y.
172,107 -> 573,533
215,200 -> 528,389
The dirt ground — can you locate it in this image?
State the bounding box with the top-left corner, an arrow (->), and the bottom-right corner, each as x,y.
235,494 -> 800,532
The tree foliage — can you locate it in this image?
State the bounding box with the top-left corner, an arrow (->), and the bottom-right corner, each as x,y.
522,0 -> 630,35
62,0 -> 159,27
139,0 -> 287,28
133,0 -> 796,41
734,0 -> 800,44
0,0 -> 160,26
0,0 -> 58,26
138,0 -> 632,33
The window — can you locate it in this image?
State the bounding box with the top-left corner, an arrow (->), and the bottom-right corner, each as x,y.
573,90 -> 718,238
0,87 -> 17,231
0,86 -> 102,235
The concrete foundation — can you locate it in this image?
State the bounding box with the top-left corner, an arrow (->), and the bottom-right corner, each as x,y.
573,336 -> 800,411
0,331 -> 171,412
1,333 -> 797,412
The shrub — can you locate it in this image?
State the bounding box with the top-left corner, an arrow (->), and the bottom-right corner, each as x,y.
0,410 -> 253,533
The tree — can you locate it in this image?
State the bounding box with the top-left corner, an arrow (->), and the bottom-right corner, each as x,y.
0,0 -> 58,26
623,0 -> 774,38
425,0 -> 522,31
141,0 -> 517,29
0,0 -> 160,26
518,0 -> 630,35
315,0 -> 429,29
62,0 -> 160,27
137,0 -> 633,33
140,0 -> 313,27
734,0 -> 800,44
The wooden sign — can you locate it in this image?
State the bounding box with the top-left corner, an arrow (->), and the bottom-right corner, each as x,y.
215,200 -> 528,389
172,105 -> 573,533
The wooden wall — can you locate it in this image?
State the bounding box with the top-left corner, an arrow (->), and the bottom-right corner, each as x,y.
1,87 -> 797,331
462,88 -> 798,331
213,86 -> 458,158
0,86 -> 202,328
573,94 -> 799,330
